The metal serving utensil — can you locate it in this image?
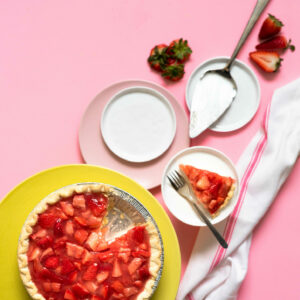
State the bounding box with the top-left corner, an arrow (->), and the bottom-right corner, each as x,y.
189,0 -> 270,138
167,170 -> 228,249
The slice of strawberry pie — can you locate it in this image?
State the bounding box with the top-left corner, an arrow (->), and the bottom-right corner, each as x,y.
179,164 -> 236,217
18,183 -> 162,300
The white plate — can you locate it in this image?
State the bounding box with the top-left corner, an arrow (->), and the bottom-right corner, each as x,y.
101,86 -> 176,163
186,56 -> 260,132
161,146 -> 239,226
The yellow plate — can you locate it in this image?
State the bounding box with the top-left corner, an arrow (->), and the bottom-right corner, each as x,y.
0,164 -> 181,299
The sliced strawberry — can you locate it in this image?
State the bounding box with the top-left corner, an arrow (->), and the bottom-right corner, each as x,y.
112,259 -> 122,277
53,207 -> 68,220
256,35 -> 295,51
132,250 -> 150,258
67,270 -> 78,283
86,194 -> 108,217
30,229 -> 47,241
167,38 -> 192,62
60,201 -> 74,216
128,258 -> 143,275
98,251 -> 114,262
117,248 -> 131,263
64,288 -> 76,300
36,235 -> 53,249
85,232 -> 99,251
72,283 -> 90,298
147,44 -> 168,71
132,226 -> 145,243
96,270 -> 109,284
38,213 -> 57,229
40,269 -> 64,283
28,247 -> 41,261
162,61 -> 185,81
51,282 -> 62,292
98,284 -> 109,299
87,216 -> 102,229
66,242 -> 85,259
96,239 -> 109,251
65,220 -> 74,236
84,281 -> 98,293
74,216 -> 88,227
83,263 -> 98,281
53,236 -> 67,249
74,229 -> 88,244
111,280 -> 124,293
82,249 -> 94,264
249,51 -> 283,72
259,14 -> 283,39
42,282 -> 52,292
61,258 -> 76,275
123,286 -> 139,297
73,194 -> 86,209
138,265 -> 150,280
40,247 -> 54,261
53,218 -> 64,237
43,255 -> 59,269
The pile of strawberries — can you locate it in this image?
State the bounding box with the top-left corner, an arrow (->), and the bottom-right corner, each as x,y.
249,14 -> 295,73
147,38 -> 192,81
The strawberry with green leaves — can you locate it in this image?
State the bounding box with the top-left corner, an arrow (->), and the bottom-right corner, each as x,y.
249,51 -> 283,73
259,14 -> 283,39
256,35 -> 295,51
162,61 -> 185,81
167,38 -> 192,62
147,44 -> 168,71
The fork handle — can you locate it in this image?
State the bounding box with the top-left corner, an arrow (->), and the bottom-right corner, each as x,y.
192,203 -> 228,249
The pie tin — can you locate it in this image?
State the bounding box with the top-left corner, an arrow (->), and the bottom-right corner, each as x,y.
18,182 -> 164,299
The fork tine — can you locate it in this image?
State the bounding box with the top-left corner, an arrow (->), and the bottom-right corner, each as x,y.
167,174 -> 178,190
175,170 -> 185,185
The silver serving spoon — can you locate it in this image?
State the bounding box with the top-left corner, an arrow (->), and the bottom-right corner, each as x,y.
189,0 -> 270,138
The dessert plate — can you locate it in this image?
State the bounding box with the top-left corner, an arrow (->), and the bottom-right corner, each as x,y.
161,146 -> 240,226
186,57 -> 260,132
101,86 -> 176,163
0,165 -> 181,300
79,80 -> 189,189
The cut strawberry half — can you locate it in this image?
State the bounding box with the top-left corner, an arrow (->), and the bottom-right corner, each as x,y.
256,35 -> 295,52
249,51 -> 283,73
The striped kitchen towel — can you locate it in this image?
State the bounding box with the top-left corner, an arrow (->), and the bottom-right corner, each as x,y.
177,78 -> 300,300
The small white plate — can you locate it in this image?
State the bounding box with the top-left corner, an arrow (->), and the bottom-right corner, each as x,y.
186,56 -> 260,132
161,146 -> 239,226
101,86 -> 176,163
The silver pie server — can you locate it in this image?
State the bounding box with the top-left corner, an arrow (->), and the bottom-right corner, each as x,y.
189,0 -> 270,139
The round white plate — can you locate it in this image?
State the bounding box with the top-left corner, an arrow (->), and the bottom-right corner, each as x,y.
101,86 -> 176,163
186,56 -> 260,132
161,146 -> 240,226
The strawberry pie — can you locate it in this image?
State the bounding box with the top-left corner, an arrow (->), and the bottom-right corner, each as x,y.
179,164 -> 236,217
18,183 -> 162,300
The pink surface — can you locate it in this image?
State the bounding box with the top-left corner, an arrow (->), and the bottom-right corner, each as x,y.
79,80 -> 189,189
1,1 -> 300,299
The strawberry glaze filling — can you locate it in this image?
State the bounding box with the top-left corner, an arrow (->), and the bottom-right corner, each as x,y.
27,192 -> 151,300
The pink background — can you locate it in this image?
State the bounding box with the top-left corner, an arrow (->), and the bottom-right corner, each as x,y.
1,0 -> 300,299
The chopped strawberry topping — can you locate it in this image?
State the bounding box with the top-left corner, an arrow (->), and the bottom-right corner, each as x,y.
61,258 -> 76,275
82,263 -> 98,281
112,259 -> 122,278
36,235 -> 53,249
43,255 -> 59,269
72,195 -> 86,209
38,214 -> 57,229
66,242 -> 85,259
60,201 -> 74,216
96,271 -> 109,284
64,288 -> 76,300
72,283 -> 90,298
132,226 -> 145,243
74,229 -> 88,244
53,218 -> 64,237
86,194 -> 108,217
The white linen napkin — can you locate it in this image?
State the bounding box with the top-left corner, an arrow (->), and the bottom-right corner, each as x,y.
177,78 -> 300,300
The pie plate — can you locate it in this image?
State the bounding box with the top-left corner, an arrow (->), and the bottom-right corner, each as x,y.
161,146 -> 240,226
0,165 -> 180,300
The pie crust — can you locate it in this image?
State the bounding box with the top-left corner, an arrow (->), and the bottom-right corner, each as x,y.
18,183 -> 162,300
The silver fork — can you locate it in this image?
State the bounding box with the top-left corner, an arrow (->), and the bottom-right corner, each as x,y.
168,170 -> 228,249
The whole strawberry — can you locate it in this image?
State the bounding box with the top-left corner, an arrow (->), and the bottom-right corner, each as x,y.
162,61 -> 185,81
147,44 -> 168,71
167,38 -> 192,62
256,36 -> 295,51
259,14 -> 283,39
